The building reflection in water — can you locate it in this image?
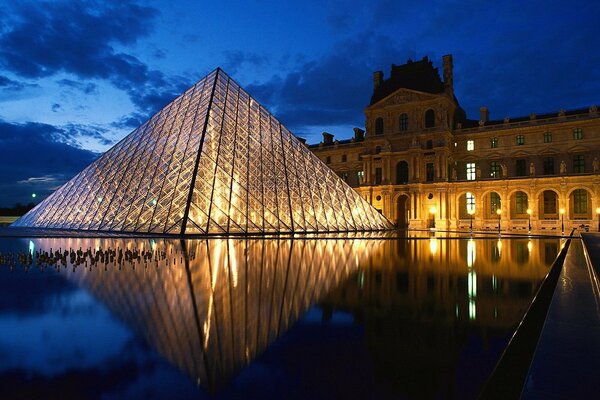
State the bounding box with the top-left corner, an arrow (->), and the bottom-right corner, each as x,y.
30,237 -> 375,389
319,237 -> 560,399
26,236 -> 560,398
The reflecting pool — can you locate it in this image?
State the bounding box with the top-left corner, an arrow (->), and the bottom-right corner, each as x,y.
0,235 -> 560,399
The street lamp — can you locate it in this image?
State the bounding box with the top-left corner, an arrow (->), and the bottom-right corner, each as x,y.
596,207 -> 600,232
526,208 -> 532,232
429,206 -> 437,230
496,208 -> 502,234
560,208 -> 565,233
468,208 -> 475,233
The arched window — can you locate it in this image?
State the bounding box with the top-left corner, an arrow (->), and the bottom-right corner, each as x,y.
399,113 -> 408,131
425,109 -> 435,128
542,191 -> 557,217
396,161 -> 409,184
375,117 -> 384,135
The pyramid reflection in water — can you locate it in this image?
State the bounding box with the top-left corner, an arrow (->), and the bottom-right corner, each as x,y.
32,237 -> 376,389
15,69 -> 390,234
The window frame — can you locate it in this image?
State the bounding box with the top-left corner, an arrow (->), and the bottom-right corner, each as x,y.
466,162 -> 476,181
543,131 -> 552,143
516,135 -> 525,145
399,113 -> 408,132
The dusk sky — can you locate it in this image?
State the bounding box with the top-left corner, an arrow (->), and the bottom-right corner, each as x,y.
0,0 -> 599,206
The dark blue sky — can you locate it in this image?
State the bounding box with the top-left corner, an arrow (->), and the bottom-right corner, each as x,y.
0,0 -> 599,206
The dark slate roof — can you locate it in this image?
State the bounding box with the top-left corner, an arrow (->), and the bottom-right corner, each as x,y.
370,57 -> 445,105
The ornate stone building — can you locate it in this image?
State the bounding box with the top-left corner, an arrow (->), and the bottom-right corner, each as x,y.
310,55 -> 600,232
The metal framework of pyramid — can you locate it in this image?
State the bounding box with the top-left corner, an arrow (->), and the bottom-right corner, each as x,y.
14,68 -> 391,234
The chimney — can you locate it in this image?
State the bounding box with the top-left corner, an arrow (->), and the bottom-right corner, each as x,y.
442,54 -> 453,94
297,137 -> 307,145
479,107 -> 489,124
322,131 -> 334,145
373,71 -> 383,90
353,127 -> 365,141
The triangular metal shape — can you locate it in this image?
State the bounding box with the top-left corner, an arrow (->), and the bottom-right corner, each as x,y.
13,68 -> 392,234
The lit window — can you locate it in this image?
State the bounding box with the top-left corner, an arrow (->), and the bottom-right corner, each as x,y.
357,170 -> 364,183
543,132 -> 552,143
399,113 -> 408,131
490,161 -> 500,178
466,192 -> 475,213
466,163 -> 476,181
573,155 -> 585,173
341,154 -> 347,162
573,128 -> 583,140
491,137 -> 498,148
516,135 -> 525,145
467,140 -> 474,151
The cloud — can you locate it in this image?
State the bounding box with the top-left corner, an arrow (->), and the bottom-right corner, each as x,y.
56,79 -> 98,95
245,33 -> 412,135
0,120 -> 98,207
0,1 -> 192,118
51,103 -> 61,112
222,51 -> 269,75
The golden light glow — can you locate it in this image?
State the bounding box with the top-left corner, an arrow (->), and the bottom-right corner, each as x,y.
429,207 -> 437,215
560,208 -> 565,214
527,240 -> 533,252
596,207 -> 600,214
496,208 -> 502,215
468,209 -> 475,216
526,208 -> 532,215
429,237 -> 438,255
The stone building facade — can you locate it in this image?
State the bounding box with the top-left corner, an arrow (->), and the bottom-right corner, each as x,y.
310,55 -> 600,232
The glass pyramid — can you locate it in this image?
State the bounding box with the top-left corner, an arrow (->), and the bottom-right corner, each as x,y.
14,68 -> 391,234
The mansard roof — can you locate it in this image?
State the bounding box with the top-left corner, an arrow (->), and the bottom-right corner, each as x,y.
370,57 -> 445,105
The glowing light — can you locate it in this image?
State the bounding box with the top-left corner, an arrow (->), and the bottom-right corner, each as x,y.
151,199 -> 157,206
560,208 -> 565,215
527,240 -> 533,252
496,239 -> 502,255
496,208 -> 502,215
429,237 -> 438,255
596,207 -> 600,214
28,240 -> 35,255
467,239 -> 476,267
526,208 -> 532,215
429,206 -> 437,215
31,193 -> 36,198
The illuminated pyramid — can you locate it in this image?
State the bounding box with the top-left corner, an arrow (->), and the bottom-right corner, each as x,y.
14,68 -> 391,234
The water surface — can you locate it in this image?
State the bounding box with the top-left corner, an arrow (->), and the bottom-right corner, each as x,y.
0,235 -> 560,399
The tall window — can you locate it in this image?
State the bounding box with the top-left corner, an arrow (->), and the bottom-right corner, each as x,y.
375,167 -> 382,184
357,170 -> 364,183
573,128 -> 583,140
543,157 -> 555,175
426,163 -> 434,182
466,163 -> 476,181
515,192 -> 528,214
340,172 -> 348,182
573,189 -> 587,214
516,135 -> 525,145
467,140 -> 474,151
425,109 -> 435,128
426,139 -> 433,149
573,155 -> 585,173
399,113 -> 408,131
375,117 -> 384,135
396,161 -> 409,184
516,159 -> 527,176
491,137 -> 498,148
490,192 -> 501,213
466,192 -> 475,214
325,156 -> 331,164
543,191 -> 557,215
543,132 -> 552,143
341,154 -> 347,162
